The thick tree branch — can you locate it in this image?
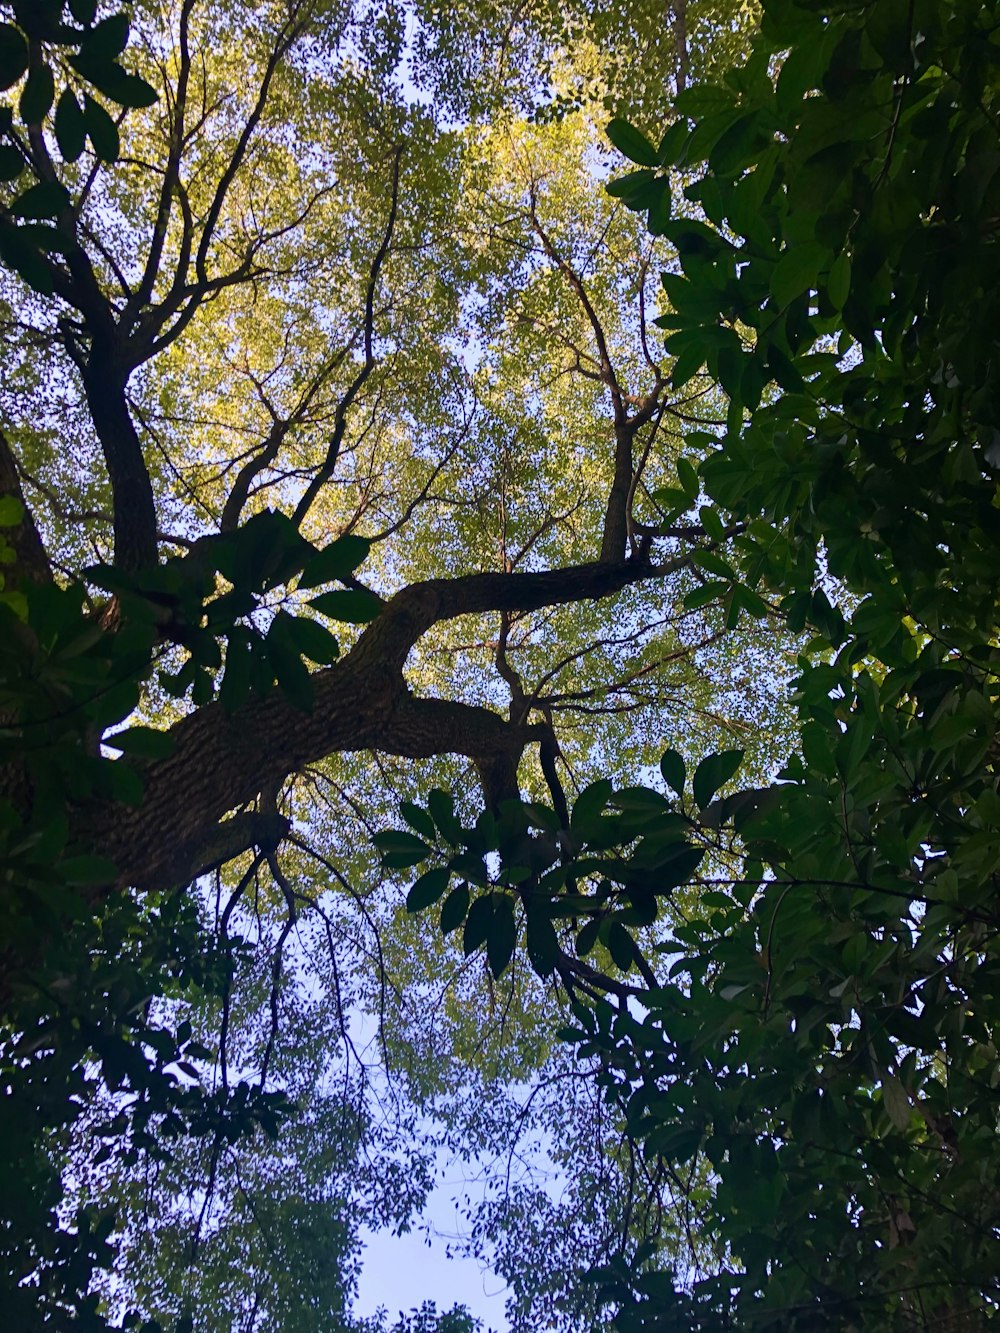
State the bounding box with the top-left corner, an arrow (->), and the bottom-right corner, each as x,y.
95,553 -> 690,892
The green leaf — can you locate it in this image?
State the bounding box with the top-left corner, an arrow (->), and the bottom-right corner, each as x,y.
576,917 -> 601,958
406,866 -> 450,913
60,854 -> 118,886
882,1075 -> 911,1131
440,883 -> 470,934
307,588 -> 382,623
297,534 -> 371,588
96,69 -> 158,109
0,226 -> 53,292
486,897 -> 517,977
400,800 -> 437,840
219,628 -> 255,712
55,89 -> 87,162
653,845 -> 704,890
651,485 -> 691,513
525,910 -> 559,977
606,118 -> 660,167
606,167 -> 657,206
106,758 -> 145,806
0,495 -> 24,527
110,726 -> 174,759
693,549 -> 736,579
670,344 -> 706,390
428,787 -> 463,844
692,749 -> 744,810
19,63 -> 55,125
770,243 -> 828,309
699,505 -> 726,541
10,181 -> 69,220
0,23 -> 28,91
677,457 -> 699,499
647,176 -> 672,235
374,829 -> 429,869
683,580 -> 729,610
0,145 -> 24,181
673,84 -> 737,117
284,614 -> 339,664
463,893 -> 495,955
82,93 -> 119,162
659,749 -> 686,797
657,118 -> 691,166
608,921 -> 634,972
81,14 -> 130,59
828,251 -> 852,310
267,614 -> 313,711
571,778 -> 613,834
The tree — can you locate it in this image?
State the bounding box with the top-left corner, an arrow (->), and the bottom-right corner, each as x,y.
0,1 -> 780,1327
402,0 -> 999,1326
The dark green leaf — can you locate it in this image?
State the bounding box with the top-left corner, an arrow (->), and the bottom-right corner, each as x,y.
82,93 -> 119,162
307,588 -> 382,624
576,917 -> 601,957
440,883 -> 470,935
81,14 -> 130,58
571,778 -> 613,834
606,118 -> 660,167
0,496 -> 24,526
406,866 -> 450,913
298,534 -> 371,588
659,749 -> 686,797
677,457 -> 699,499
0,23 -> 28,91
219,628 -> 255,712
374,829 -> 429,870
428,787 -> 463,844
55,88 -> 87,162
400,800 -> 437,840
267,613 -> 313,711
828,251 -> 852,310
770,243 -> 828,309
526,910 -> 559,976
60,854 -> 117,886
608,922 -> 634,972
0,145 -> 24,180
284,614 -> 339,664
683,580 -> 729,610
692,749 -> 744,810
486,897 -> 517,977
10,180 -> 69,220
463,893 -> 495,955
19,63 -> 55,125
606,167 -> 658,206
110,726 -> 174,759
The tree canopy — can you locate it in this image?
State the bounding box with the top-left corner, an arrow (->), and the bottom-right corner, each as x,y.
1,0 -> 998,1329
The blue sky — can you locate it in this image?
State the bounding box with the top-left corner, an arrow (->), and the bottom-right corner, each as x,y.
353,1194 -> 510,1330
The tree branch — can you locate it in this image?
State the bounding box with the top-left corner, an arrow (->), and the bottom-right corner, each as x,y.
94,552 -> 691,892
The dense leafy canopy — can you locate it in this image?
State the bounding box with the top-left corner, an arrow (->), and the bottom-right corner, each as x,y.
1,0 -> 998,1329
455,0 -> 998,1325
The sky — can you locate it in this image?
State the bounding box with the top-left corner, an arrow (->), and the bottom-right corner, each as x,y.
353,1197 -> 511,1330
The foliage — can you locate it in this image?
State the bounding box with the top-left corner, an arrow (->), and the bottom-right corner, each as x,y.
0,0 -> 793,1327
439,0 -> 999,1326
361,1303 -> 484,1333
395,0 -> 1000,1326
